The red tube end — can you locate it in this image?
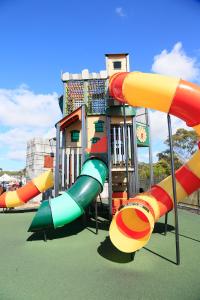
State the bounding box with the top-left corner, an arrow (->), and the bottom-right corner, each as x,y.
109,72 -> 128,102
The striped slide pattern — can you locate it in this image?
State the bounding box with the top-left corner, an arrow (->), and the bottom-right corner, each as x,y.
0,170 -> 53,208
109,72 -> 200,253
28,157 -> 108,232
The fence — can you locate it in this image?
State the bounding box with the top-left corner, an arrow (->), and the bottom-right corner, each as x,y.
64,147 -> 82,189
111,124 -> 133,167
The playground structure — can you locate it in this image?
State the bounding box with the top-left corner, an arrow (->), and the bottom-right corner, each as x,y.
2,52 -> 200,264
29,157 -> 107,231
0,170 -> 53,208
29,54 -> 152,231
28,58 -> 200,265
109,72 -> 200,253
54,54 -> 152,215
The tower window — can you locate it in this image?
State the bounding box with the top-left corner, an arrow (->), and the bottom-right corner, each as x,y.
71,130 -> 80,142
113,61 -> 122,69
94,120 -> 104,132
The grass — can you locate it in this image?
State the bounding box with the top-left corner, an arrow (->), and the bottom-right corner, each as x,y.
0,208 -> 199,300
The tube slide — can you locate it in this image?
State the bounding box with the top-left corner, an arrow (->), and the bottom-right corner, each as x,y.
0,170 -> 53,208
28,157 -> 108,232
109,72 -> 200,253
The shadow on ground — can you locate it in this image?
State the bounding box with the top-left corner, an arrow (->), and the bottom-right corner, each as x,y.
98,236 -> 135,263
1,208 -> 37,214
27,218 -> 85,241
153,222 -> 175,234
97,222 -> 176,264
27,214 -> 109,242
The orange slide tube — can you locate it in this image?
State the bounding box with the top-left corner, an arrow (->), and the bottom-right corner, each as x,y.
109,72 -> 200,253
0,170 -> 53,208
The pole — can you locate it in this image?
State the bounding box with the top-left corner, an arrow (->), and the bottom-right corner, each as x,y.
167,114 -> 180,265
81,105 -> 87,166
106,115 -> 113,220
145,109 -> 154,187
123,104 -> 130,199
55,123 -> 60,197
61,130 -> 66,190
132,116 -> 139,195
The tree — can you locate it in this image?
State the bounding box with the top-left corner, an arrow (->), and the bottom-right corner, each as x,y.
155,128 -> 198,176
164,128 -> 197,162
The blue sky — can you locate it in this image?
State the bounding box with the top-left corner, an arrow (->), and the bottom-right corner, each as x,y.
0,0 -> 200,170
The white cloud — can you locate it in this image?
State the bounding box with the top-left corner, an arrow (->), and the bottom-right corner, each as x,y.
152,42 -> 200,82
0,86 -> 60,128
0,86 -> 61,165
149,110 -> 189,141
7,150 -> 26,161
148,110 -> 191,162
115,7 -> 126,17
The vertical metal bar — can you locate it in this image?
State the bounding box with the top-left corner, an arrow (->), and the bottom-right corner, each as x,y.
81,105 -> 87,165
167,114 -> 180,265
145,109 -> 154,187
113,126 -> 117,165
66,149 -> 69,187
132,116 -> 139,194
128,125 -> 131,159
106,116 -> 113,220
77,148 -> 79,177
55,123 -> 60,197
43,231 -> 47,242
123,125 -> 126,163
61,130 -> 66,190
164,213 -> 168,236
118,126 -> 122,162
71,148 -> 75,184
123,104 -> 130,199
197,189 -> 200,215
95,197 -> 98,235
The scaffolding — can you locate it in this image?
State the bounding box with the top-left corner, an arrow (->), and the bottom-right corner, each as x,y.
88,79 -> 107,114
62,70 -> 108,116
66,80 -> 85,115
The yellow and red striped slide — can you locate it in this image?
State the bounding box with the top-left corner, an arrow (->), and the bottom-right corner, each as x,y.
109,72 -> 200,253
0,170 -> 53,208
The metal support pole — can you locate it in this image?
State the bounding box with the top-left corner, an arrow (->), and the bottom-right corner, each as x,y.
43,231 -> 47,242
132,116 -> 139,195
197,189 -> 200,215
55,123 -> 60,197
167,114 -> 180,265
61,130 -> 66,190
106,116 -> 113,220
145,109 -> 154,187
164,213 -> 168,236
123,104 -> 130,199
81,105 -> 87,166
95,197 -> 98,235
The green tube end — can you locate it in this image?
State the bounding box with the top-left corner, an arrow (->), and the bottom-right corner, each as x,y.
28,200 -> 54,232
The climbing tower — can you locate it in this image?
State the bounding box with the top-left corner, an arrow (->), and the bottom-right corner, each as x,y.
55,53 -> 152,218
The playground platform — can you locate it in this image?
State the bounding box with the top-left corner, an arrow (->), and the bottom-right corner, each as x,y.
0,209 -> 199,300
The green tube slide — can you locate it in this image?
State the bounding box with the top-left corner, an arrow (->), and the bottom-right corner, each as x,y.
28,157 -> 108,232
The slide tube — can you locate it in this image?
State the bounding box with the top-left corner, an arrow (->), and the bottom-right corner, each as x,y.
109,72 -> 200,253
0,170 -> 53,208
28,157 -> 108,232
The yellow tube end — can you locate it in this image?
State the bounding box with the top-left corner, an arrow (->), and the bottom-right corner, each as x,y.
109,205 -> 155,253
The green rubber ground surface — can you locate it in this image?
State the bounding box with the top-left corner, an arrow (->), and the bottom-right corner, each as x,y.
0,209 -> 199,300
